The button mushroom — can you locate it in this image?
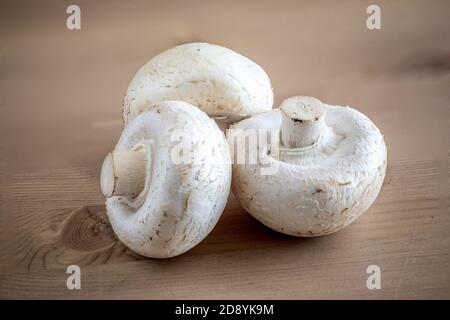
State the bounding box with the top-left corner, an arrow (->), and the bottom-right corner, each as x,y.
230,96 -> 387,236
122,42 -> 273,128
100,101 -> 231,258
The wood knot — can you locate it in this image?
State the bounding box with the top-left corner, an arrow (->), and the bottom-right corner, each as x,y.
60,205 -> 117,252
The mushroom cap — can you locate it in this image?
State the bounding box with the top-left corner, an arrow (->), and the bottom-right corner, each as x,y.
107,101 -> 232,258
230,104 -> 387,236
123,42 -> 273,125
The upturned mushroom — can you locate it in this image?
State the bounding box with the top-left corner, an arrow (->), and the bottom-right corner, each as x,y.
100,101 -> 231,258
122,42 -> 273,128
230,96 -> 387,236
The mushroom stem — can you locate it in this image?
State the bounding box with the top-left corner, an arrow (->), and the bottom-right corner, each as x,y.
100,148 -> 148,198
280,96 -> 326,148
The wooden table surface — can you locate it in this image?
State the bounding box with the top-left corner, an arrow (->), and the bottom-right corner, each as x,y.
1,0 -> 449,299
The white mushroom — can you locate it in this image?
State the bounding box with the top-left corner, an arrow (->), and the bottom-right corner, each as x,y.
229,96 -> 387,236
122,42 -> 273,128
100,101 -> 231,258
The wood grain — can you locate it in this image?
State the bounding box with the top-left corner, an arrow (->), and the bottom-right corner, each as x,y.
0,157 -> 448,299
0,0 -> 449,299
